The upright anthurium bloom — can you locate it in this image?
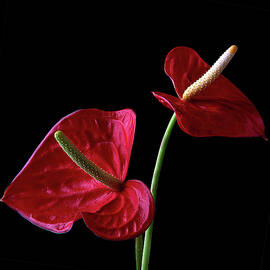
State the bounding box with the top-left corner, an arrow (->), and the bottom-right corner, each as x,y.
153,45 -> 266,138
1,109 -> 154,240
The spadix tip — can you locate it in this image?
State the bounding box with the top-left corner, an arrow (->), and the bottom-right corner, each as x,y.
54,130 -> 64,141
229,45 -> 238,55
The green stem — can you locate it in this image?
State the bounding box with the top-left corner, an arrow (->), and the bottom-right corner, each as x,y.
135,234 -> 144,270
140,113 -> 177,270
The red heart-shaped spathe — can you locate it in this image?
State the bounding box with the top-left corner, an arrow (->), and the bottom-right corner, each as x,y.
1,109 -> 154,240
153,47 -> 266,138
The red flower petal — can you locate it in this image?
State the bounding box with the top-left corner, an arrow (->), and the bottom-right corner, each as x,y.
19,212 -> 75,233
164,47 -> 203,98
154,47 -> 265,138
82,180 -> 155,240
1,109 -> 136,232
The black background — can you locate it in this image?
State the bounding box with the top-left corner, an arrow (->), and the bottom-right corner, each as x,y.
1,1 -> 270,269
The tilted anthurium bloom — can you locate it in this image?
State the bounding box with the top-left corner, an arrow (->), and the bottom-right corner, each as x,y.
1,109 -> 154,240
153,45 -> 266,138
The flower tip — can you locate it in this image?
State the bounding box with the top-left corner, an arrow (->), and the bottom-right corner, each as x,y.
54,130 -> 63,141
229,45 -> 238,55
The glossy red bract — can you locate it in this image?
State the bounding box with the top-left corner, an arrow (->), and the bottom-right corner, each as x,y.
153,47 -> 266,138
1,109 -> 154,240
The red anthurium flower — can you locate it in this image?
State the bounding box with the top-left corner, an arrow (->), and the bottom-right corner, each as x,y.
1,109 -> 154,240
153,45 -> 266,138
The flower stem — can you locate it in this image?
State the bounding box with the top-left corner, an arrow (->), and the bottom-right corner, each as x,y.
135,234 -> 143,270
140,113 -> 177,270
